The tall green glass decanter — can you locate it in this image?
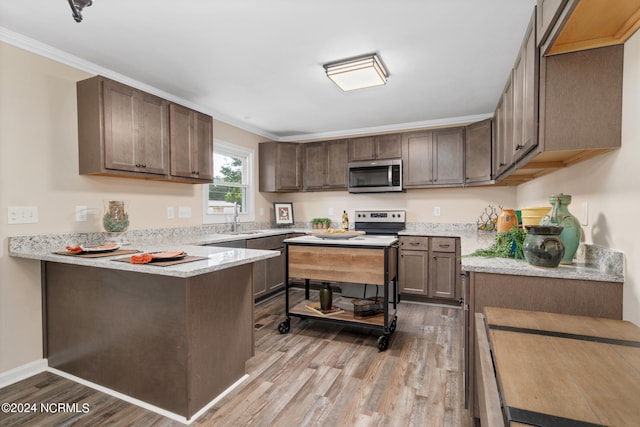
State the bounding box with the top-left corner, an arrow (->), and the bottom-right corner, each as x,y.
540,193 -> 582,264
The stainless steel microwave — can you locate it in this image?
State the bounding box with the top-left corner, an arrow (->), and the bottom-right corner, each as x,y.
348,159 -> 403,193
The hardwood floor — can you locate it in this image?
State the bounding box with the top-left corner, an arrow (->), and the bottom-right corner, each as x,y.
0,289 -> 472,426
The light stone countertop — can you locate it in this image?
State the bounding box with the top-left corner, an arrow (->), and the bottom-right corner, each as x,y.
9,243 -> 280,279
9,224 -> 624,282
399,228 -> 624,283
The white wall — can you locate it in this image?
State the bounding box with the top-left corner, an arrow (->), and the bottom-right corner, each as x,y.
0,42 -> 273,373
517,31 -> 640,325
265,186 -> 517,226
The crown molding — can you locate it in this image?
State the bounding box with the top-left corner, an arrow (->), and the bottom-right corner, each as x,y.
277,113 -> 494,142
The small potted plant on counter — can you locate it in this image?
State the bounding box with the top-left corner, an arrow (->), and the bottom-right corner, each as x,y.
310,218 -> 332,229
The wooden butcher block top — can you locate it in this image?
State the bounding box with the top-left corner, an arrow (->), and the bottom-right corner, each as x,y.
484,307 -> 640,426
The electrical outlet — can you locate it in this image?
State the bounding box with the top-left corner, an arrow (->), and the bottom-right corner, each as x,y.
328,207 -> 334,216
7,206 -> 39,224
581,202 -> 588,226
178,206 -> 191,219
167,207 -> 175,219
75,206 -> 87,222
434,206 -> 441,217
259,207 -> 264,217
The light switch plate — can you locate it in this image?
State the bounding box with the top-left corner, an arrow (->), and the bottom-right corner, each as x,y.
434,206 -> 441,217
75,206 -> 87,222
8,206 -> 39,224
581,202 -> 588,226
167,207 -> 175,219
178,206 -> 191,218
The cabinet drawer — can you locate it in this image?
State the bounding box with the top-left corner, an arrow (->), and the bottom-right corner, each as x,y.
400,236 -> 429,250
431,237 -> 456,253
246,235 -> 285,250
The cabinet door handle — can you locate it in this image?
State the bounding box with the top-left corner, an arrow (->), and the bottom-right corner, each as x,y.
409,242 -> 421,246
439,244 -> 450,248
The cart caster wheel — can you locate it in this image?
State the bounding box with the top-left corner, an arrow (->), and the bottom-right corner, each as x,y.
389,316 -> 397,333
377,335 -> 389,351
278,321 -> 290,334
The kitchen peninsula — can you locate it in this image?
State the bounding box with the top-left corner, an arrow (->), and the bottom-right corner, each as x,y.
9,238 -> 279,422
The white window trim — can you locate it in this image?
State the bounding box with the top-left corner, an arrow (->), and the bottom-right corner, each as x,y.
202,139 -> 255,225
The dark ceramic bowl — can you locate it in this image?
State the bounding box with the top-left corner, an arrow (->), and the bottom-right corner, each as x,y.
523,225 -> 565,267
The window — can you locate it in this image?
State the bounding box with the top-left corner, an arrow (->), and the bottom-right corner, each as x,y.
202,140 -> 254,224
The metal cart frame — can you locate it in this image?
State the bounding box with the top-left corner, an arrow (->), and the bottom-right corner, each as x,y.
278,239 -> 399,351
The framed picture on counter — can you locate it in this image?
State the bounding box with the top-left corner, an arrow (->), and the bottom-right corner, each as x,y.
274,202 -> 294,225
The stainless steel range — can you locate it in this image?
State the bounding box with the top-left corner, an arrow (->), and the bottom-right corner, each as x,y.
354,210 -> 406,235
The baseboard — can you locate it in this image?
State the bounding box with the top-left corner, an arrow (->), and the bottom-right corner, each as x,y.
47,367 -> 249,424
0,359 -> 47,389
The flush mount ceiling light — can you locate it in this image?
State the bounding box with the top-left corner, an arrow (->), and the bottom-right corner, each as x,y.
324,53 -> 389,92
67,0 -> 93,23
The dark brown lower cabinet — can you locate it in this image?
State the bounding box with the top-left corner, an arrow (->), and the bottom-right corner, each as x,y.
43,261 -> 254,420
465,270 -> 623,420
248,233 -> 303,300
399,236 -> 460,302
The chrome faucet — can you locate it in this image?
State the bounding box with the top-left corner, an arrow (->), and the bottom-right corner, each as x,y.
232,202 -> 239,232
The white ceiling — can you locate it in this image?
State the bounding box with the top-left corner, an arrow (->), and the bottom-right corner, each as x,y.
0,0 -> 537,141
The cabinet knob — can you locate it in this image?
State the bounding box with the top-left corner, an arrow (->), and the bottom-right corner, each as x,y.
515,144 -> 523,151
499,162 -> 506,167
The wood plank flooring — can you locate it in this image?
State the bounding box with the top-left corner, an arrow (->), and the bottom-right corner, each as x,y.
0,289 -> 472,426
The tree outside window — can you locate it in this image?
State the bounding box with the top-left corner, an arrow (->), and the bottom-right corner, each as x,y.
206,143 -> 251,217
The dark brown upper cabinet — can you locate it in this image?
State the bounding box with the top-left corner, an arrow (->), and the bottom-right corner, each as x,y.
511,11 -> 539,165
78,76 -> 169,179
169,104 -> 214,183
77,75 -> 213,183
464,119 -> 492,185
259,141 -> 301,192
536,0 -> 567,47
402,128 -> 464,188
493,72 -> 514,179
349,134 -> 402,161
302,139 -> 349,191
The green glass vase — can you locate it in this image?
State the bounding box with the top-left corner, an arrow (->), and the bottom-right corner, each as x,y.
319,282 -> 333,311
540,193 -> 582,264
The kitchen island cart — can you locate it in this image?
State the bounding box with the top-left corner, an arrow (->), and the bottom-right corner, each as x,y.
279,234 -> 399,351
